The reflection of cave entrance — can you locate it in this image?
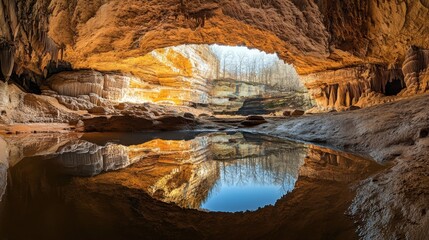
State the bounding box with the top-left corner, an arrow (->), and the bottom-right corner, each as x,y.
385,78 -> 405,96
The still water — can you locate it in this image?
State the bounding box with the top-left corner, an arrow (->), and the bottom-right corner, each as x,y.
0,131 -> 383,240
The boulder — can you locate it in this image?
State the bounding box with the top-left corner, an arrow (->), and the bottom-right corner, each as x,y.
183,112 -> 195,119
56,95 -> 95,111
88,106 -> 107,115
114,103 -> 128,110
290,110 -> 305,116
283,110 -> 292,116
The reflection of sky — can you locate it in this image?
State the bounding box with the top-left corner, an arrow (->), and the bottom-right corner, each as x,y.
201,161 -> 297,212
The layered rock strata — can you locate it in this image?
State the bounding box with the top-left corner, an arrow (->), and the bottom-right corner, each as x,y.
210,79 -> 313,115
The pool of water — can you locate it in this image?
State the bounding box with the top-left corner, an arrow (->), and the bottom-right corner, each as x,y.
0,131 -> 384,239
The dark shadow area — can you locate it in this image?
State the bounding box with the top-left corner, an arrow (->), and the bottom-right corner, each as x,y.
385,78 -> 405,96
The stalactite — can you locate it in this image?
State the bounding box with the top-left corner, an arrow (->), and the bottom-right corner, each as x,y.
60,44 -> 66,61
336,85 -> 346,107
323,89 -> 329,106
345,89 -> 351,107
24,15 -> 62,69
0,41 -> 15,82
179,0 -> 217,29
39,31 -> 60,66
328,85 -> 337,106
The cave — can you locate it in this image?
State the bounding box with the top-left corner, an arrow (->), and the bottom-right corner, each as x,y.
384,78 -> 405,96
1,1 -> 429,239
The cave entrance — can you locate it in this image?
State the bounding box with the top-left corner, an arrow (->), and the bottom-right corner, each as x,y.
384,78 -> 405,96
142,44 -> 313,116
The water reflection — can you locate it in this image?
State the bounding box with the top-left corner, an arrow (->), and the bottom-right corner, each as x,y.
0,132 -> 384,240
201,157 -> 298,212
50,132 -> 306,212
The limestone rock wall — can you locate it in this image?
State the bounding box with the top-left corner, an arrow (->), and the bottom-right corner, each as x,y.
210,79 -> 313,114
209,79 -> 266,113
45,45 -> 217,107
210,79 -> 266,99
46,69 -> 209,108
303,64 -> 408,110
0,81 -> 79,124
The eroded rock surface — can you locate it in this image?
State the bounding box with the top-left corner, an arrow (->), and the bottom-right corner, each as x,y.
2,0 -> 429,76
255,93 -> 429,239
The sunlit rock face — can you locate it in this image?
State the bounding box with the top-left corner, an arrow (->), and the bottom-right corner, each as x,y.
210,79 -> 313,114
45,45 -> 216,106
210,79 -> 267,114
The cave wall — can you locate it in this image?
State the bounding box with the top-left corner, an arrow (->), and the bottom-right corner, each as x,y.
304,46 -> 429,110
303,64 -> 406,110
43,44 -> 217,109
1,0 -> 429,112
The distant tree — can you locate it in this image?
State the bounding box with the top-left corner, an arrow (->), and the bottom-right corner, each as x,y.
209,44 -> 302,91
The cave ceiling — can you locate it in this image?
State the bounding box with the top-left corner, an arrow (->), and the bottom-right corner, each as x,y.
1,0 -> 429,77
